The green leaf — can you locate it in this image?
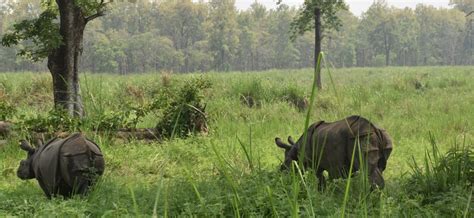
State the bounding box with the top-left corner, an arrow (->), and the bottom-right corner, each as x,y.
1,9 -> 61,61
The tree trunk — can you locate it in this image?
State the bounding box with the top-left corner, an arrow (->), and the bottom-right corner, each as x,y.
0,16 -> 3,36
470,19 -> 473,65
314,7 -> 322,90
384,32 -> 390,66
48,0 -> 87,118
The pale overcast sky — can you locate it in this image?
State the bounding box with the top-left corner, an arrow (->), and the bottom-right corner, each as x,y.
234,0 -> 451,16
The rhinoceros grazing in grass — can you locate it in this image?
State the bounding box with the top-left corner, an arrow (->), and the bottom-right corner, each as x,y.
17,133 -> 105,198
275,115 -> 393,190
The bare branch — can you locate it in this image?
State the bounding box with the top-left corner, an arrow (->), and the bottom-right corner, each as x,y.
84,0 -> 108,23
85,11 -> 105,23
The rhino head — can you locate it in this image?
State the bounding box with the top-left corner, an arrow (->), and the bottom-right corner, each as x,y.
275,136 -> 299,171
17,140 -> 40,180
369,128 -> 393,190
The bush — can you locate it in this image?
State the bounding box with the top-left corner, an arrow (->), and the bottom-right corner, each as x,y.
155,76 -> 211,138
18,109 -> 81,132
90,105 -> 147,131
238,80 -> 267,108
405,134 -> 473,204
279,87 -> 308,112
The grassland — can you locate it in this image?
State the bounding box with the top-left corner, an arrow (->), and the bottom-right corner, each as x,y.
0,66 -> 472,217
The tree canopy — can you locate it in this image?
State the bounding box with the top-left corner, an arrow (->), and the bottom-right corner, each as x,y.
1,0 -> 109,61
450,0 -> 474,14
0,0 -> 471,73
286,0 -> 347,40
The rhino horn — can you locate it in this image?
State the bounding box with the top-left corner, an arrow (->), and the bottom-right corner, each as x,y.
275,137 -> 291,150
19,140 -> 35,153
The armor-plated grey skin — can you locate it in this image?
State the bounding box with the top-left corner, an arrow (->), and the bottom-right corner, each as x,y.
275,115 -> 393,190
17,133 -> 105,198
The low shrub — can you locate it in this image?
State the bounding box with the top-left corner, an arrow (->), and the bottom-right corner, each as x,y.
237,80 -> 267,108
0,101 -> 15,121
155,76 -> 211,138
90,105 -> 147,131
279,86 -> 308,112
17,109 -> 81,132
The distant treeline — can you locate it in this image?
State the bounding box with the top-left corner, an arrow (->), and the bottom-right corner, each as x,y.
0,0 -> 472,73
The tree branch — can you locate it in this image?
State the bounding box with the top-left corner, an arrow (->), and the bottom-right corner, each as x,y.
85,11 -> 105,23
85,0 -> 107,23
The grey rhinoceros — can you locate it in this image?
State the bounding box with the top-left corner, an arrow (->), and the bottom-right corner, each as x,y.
17,133 -> 105,198
275,115 -> 393,190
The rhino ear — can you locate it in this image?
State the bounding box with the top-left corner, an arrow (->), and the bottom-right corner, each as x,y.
19,140 -> 35,153
287,136 -> 296,145
350,117 -> 376,138
35,138 -> 44,147
378,129 -> 393,171
275,137 -> 291,150
380,129 -> 393,150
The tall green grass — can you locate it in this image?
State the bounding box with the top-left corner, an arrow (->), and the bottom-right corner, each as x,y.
406,133 -> 473,203
0,66 -> 473,216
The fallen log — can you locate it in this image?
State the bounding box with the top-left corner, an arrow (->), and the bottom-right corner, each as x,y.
0,121 -> 11,137
115,128 -> 159,140
30,129 -> 160,142
0,121 -> 161,142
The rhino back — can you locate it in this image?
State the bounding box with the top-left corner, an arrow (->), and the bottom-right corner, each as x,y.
293,120 -> 353,178
32,137 -> 65,196
316,122 -> 350,170
58,133 -> 105,187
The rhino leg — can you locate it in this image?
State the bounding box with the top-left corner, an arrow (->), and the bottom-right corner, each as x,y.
72,174 -> 92,195
59,154 -> 98,197
57,181 -> 73,198
57,171 -> 93,198
54,176 -> 90,198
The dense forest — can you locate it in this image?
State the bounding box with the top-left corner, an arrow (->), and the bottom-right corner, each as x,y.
0,0 -> 472,73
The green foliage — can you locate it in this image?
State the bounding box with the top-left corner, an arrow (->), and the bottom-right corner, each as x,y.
208,0 -> 239,71
86,33 -> 122,73
449,0 -> 474,14
91,105 -> 147,131
155,77 -> 211,138
237,80 -> 268,108
17,109 -> 81,132
367,2 -> 398,66
234,80 -> 307,111
0,0 -> 111,62
75,0 -> 107,17
0,67 -> 473,216
271,5 -> 301,68
0,101 -> 15,121
1,9 -> 61,61
0,1 -> 471,72
287,0 -> 347,40
279,86 -> 308,111
127,33 -> 184,72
